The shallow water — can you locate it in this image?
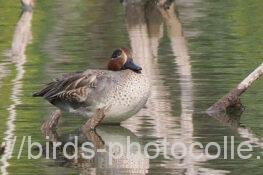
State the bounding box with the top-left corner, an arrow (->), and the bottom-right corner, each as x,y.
0,0 -> 263,174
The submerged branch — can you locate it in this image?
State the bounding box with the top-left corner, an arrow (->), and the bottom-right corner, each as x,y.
207,62 -> 263,114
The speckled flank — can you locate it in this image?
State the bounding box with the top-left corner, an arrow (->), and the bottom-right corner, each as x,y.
102,71 -> 150,123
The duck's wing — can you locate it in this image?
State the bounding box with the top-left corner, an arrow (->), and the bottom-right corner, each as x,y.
33,70 -> 112,107
33,71 -> 83,98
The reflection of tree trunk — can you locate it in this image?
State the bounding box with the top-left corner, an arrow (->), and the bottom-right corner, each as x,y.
123,0 -> 227,174
145,1 -> 164,58
0,1 -> 33,174
123,0 -> 178,140
124,0 -> 193,173
158,3 -> 227,174
159,3 -> 196,174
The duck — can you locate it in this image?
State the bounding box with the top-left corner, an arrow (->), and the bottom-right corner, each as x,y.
33,48 -> 150,124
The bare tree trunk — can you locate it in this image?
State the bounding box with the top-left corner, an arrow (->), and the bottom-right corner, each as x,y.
207,63 -> 263,114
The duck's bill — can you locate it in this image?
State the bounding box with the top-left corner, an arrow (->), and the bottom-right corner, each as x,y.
123,58 -> 142,73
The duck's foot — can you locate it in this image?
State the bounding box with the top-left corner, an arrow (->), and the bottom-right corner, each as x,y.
42,128 -> 59,142
41,109 -> 61,133
81,105 -> 110,132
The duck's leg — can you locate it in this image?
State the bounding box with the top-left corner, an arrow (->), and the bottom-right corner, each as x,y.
81,108 -> 105,131
42,127 -> 59,142
81,105 -> 110,131
81,106 -> 110,149
41,109 -> 61,142
41,109 -> 61,132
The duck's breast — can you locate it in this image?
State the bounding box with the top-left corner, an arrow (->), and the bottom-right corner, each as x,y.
101,71 -> 150,123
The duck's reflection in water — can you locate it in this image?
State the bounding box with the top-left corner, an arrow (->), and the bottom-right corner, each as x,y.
42,125 -> 149,175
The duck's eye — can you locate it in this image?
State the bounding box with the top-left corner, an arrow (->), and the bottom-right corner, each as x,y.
111,49 -> 122,58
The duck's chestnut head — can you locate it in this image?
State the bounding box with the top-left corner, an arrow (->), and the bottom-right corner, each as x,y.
108,48 -> 142,73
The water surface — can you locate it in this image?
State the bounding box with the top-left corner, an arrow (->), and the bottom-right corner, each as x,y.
0,0 -> 263,174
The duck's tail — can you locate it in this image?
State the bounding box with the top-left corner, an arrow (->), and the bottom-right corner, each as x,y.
32,91 -> 43,97
32,81 -> 57,97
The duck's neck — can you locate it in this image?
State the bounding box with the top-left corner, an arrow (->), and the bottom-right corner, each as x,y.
108,59 -> 124,71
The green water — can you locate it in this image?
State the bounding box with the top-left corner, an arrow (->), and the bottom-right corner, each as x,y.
0,0 -> 263,174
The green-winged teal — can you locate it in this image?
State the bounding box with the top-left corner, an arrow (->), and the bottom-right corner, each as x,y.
33,48 -> 150,123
